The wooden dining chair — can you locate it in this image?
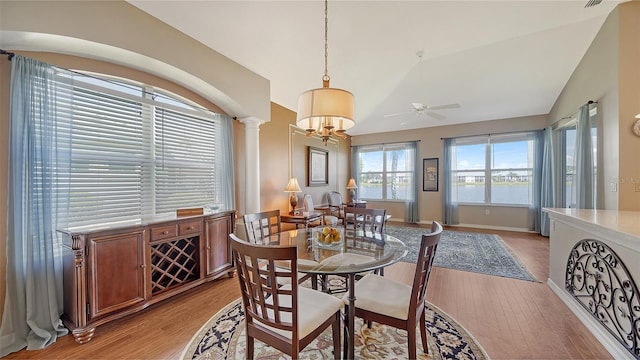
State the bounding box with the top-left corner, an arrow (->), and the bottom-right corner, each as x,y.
243,209 -> 281,243
327,191 -> 345,224
342,221 -> 443,359
302,194 -> 339,227
343,207 -> 386,233
242,210 -> 311,285
230,234 -> 342,360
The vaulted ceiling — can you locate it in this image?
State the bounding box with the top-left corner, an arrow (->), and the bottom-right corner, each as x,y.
129,0 -> 623,136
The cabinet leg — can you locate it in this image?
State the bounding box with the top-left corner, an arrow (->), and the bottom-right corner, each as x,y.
72,327 -> 96,344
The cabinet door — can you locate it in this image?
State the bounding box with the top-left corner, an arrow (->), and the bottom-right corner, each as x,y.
204,215 -> 232,277
87,230 -> 146,320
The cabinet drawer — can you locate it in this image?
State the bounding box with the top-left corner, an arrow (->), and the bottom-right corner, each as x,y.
179,221 -> 201,235
150,225 -> 177,241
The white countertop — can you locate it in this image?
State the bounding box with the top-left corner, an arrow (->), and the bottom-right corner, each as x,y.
544,208 -> 640,249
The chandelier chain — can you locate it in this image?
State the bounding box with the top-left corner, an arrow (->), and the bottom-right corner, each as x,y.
323,0 -> 329,81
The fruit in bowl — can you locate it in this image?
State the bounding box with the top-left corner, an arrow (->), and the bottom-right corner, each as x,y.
317,226 -> 342,244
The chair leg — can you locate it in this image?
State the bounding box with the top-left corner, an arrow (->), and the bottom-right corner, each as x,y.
420,308 -> 429,354
332,312 -> 340,360
407,320 -> 417,360
246,335 -> 254,360
343,305 -> 349,359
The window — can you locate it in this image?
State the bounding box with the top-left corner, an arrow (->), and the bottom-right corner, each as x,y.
58,73 -> 227,228
355,143 -> 415,201
556,107 -> 597,208
448,132 -> 536,205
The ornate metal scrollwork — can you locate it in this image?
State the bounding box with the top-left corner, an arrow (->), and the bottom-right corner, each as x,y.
566,239 -> 640,359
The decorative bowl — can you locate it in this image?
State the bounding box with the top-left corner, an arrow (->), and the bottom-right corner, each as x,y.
313,226 -> 344,248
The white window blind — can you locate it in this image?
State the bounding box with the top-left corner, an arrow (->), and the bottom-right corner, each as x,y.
68,86 -> 147,227
60,73 -> 222,229
154,108 -> 218,214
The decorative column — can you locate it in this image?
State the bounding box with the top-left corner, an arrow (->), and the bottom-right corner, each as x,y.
239,116 -> 266,214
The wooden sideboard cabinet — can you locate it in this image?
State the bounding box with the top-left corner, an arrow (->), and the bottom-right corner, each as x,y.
59,210 -> 235,344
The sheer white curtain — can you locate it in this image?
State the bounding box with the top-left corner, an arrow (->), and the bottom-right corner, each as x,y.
0,55 -> 71,355
217,114 -> 235,211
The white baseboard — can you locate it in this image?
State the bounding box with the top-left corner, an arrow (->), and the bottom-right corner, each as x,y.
386,220 -> 534,233
547,279 -> 635,360
449,223 -> 535,233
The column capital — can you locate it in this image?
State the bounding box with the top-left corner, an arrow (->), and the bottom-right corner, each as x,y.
238,116 -> 267,127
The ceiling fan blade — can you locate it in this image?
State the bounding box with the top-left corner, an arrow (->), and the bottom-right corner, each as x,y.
411,102 -> 425,111
384,110 -> 414,118
425,111 -> 446,121
427,103 -> 460,111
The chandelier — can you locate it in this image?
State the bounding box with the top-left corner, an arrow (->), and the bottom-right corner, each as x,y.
296,0 -> 355,146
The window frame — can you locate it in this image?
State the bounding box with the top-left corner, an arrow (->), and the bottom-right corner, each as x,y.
355,143 -> 415,202
449,132 -> 536,207
63,72 -> 225,229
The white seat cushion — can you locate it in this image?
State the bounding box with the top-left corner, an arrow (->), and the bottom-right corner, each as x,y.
319,253 -> 375,269
342,273 -> 411,321
261,285 -> 343,339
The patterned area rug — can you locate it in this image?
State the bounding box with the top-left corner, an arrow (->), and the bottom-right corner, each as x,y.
182,298 -> 489,360
385,226 -> 537,282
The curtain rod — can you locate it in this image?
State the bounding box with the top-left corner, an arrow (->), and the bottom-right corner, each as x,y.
1,49 -> 15,61
440,128 -> 543,140
351,139 -> 421,147
557,100 -> 597,121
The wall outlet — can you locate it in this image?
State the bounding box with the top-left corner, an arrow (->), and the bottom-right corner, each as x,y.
610,182 -> 618,192
484,209 -> 490,215
636,184 -> 640,192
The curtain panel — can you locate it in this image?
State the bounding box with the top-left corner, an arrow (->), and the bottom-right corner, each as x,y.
0,55 -> 71,356
539,126 -> 555,236
442,138 -> 459,225
573,104 -> 595,209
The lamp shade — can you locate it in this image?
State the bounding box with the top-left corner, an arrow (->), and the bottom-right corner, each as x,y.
346,178 -> 357,189
296,87 -> 355,131
284,177 -> 302,192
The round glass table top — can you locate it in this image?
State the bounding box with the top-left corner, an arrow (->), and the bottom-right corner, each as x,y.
256,227 -> 408,275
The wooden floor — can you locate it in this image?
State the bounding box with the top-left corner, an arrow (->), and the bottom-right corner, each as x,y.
4,225 -> 612,359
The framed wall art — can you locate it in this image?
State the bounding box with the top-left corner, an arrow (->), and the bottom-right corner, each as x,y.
423,158 -> 439,192
308,146 -> 329,186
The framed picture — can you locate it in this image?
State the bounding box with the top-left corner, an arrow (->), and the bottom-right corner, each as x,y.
423,158 -> 439,192
308,146 -> 329,186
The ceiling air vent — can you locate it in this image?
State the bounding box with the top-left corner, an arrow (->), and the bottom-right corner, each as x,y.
584,0 -> 602,8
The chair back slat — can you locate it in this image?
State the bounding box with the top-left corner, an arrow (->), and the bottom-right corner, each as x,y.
243,209 -> 281,242
410,221 -> 442,311
344,207 -> 386,233
230,234 -> 298,333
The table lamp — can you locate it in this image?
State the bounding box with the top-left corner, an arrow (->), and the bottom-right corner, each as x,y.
346,178 -> 358,202
284,177 -> 302,213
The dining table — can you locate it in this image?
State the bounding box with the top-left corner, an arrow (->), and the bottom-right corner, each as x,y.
256,227 -> 408,359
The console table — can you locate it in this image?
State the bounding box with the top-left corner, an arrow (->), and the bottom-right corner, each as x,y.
281,211 -> 323,229
58,210 -> 235,344
345,200 -> 367,208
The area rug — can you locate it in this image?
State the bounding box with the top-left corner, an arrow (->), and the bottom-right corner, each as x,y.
181,298 -> 489,360
385,226 -> 536,282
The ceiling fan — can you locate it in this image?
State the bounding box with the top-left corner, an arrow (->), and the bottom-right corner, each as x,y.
384,50 -> 460,120
383,102 -> 460,120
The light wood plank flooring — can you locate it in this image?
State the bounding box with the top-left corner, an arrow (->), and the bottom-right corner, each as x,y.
4,225 -> 611,359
